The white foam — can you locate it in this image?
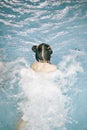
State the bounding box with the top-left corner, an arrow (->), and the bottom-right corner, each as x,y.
0,62 -> 5,71
18,67 -> 68,130
0,62 -> 5,77
17,52 -> 84,130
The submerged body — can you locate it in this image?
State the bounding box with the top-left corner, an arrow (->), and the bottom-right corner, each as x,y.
16,66 -> 65,130
16,63 -> 57,130
17,64 -> 57,129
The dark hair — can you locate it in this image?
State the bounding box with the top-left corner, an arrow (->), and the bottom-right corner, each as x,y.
32,43 -> 53,63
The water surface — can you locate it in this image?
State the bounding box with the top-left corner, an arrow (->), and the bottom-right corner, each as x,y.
0,0 -> 87,130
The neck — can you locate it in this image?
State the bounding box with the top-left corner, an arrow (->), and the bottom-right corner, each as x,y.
39,60 -> 50,63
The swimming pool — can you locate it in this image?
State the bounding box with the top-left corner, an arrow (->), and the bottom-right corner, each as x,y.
0,0 -> 87,130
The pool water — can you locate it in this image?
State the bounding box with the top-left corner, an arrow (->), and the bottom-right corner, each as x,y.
0,0 -> 87,130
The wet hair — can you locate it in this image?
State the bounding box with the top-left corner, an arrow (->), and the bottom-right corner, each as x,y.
32,43 -> 53,63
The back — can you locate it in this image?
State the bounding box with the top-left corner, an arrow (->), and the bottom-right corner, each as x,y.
31,62 -> 57,73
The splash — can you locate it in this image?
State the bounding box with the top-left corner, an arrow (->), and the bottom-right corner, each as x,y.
18,67 -> 67,130
17,51 -> 83,130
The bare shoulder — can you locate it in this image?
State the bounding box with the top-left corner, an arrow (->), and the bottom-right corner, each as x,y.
31,62 -> 57,73
46,63 -> 57,72
31,62 -> 39,70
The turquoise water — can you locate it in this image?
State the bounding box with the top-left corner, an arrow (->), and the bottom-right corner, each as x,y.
0,0 -> 87,130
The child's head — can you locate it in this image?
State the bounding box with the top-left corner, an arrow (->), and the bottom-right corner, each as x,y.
32,43 -> 53,63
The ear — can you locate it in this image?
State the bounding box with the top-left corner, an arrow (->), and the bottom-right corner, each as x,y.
32,45 -> 38,52
47,46 -> 53,54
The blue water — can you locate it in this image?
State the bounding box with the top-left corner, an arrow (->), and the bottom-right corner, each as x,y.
0,0 -> 87,130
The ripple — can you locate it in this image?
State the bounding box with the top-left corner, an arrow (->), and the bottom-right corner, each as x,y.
30,0 -> 40,2
0,1 -> 87,130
